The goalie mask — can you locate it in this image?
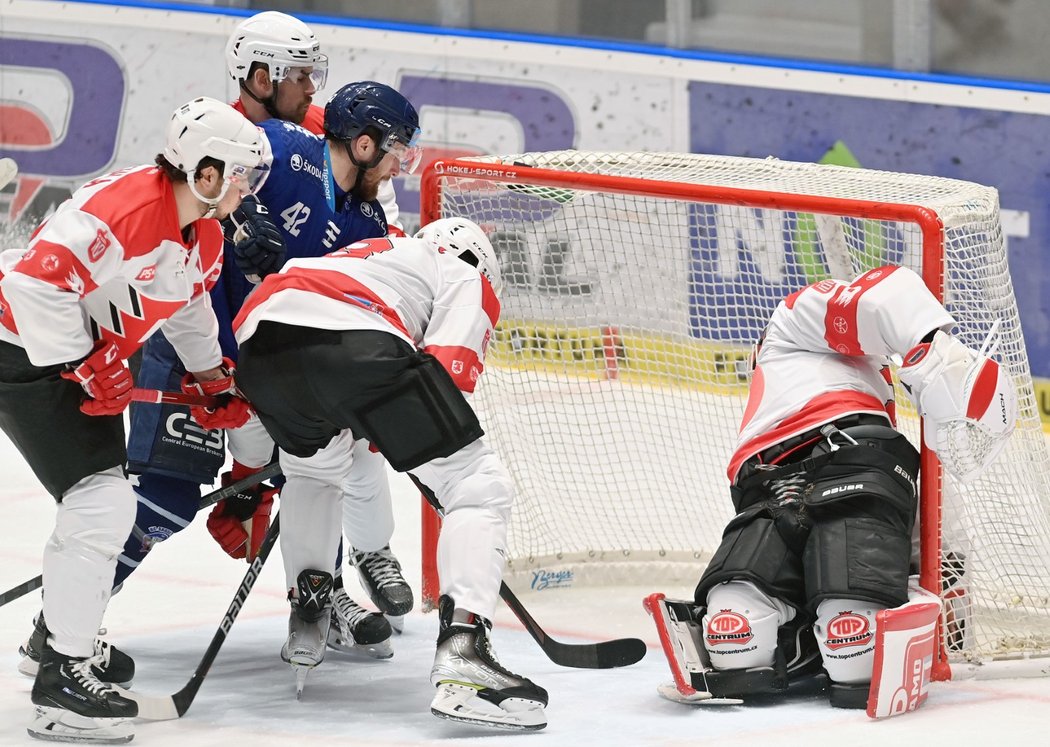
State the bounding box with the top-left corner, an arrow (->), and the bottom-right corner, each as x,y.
899,329 -> 1018,483
416,218 -> 503,297
163,97 -> 267,214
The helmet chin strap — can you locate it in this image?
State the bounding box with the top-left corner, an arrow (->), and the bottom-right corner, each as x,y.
343,138 -> 384,200
240,79 -> 282,120
187,176 -> 227,219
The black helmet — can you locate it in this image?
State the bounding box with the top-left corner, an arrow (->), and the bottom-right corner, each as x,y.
324,81 -> 422,172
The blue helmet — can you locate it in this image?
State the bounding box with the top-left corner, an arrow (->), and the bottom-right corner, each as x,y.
323,81 -> 422,173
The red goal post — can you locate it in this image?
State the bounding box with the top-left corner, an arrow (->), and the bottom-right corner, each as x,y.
419,151 -> 1050,682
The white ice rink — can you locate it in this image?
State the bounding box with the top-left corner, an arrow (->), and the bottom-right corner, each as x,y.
1,429 -> 1048,747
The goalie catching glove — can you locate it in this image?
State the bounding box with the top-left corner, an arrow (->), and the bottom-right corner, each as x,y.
207,461 -> 278,562
180,357 -> 252,430
225,193 -> 286,283
898,329 -> 1017,482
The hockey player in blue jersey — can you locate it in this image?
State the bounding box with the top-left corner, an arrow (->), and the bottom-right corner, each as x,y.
215,82 -> 423,683
222,13 -> 414,638
15,81 -> 423,687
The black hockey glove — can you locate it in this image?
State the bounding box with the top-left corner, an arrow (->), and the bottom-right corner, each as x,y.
226,194 -> 286,282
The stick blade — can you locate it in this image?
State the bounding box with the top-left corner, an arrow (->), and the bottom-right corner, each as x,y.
547,636 -> 647,669
114,687 -> 180,721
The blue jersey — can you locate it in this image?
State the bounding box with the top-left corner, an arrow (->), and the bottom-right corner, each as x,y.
129,119 -> 391,482
212,119 -> 390,360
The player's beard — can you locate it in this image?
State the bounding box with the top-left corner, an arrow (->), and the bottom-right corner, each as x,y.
351,170 -> 385,203
277,95 -> 311,125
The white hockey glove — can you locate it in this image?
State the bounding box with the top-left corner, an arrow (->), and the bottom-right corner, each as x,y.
898,329 -> 1017,483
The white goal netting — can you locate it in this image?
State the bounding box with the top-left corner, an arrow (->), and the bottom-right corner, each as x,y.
421,150 -> 1050,675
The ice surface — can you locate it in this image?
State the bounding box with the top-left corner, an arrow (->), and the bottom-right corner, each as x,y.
0,431 -> 1048,746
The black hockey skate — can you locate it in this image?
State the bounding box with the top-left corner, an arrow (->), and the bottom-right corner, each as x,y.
281,569 -> 334,700
350,545 -> 414,618
28,648 -> 137,744
19,612 -> 135,687
327,579 -> 393,659
430,595 -> 547,731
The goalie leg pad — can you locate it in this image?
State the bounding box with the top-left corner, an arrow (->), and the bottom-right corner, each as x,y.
703,581 -> 791,671
866,578 -> 941,719
813,598 -> 882,686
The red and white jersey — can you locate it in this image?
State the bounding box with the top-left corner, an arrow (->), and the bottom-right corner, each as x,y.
0,165 -> 224,370
727,265 -> 954,482
234,236 -> 500,394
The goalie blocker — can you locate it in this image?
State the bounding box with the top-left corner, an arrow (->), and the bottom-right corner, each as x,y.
645,579 -> 940,719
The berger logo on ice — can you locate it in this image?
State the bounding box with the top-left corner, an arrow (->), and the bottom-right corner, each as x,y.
531,569 -> 574,591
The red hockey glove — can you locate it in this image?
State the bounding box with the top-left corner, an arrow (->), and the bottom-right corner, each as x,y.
206,462 -> 278,561
61,340 -> 133,416
180,358 -> 251,430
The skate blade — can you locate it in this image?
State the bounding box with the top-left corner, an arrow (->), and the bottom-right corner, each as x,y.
292,664 -> 313,700
431,683 -> 546,731
387,615 -> 405,634
656,683 -> 743,706
28,707 -> 134,744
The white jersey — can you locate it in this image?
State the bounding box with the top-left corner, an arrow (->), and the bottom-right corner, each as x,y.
728,265 -> 954,482
233,236 -> 500,394
0,165 -> 224,370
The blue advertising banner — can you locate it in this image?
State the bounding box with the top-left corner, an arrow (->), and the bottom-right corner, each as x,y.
688,82 -> 1050,376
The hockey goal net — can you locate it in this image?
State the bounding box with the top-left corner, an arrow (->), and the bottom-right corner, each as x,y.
419,150 -> 1050,679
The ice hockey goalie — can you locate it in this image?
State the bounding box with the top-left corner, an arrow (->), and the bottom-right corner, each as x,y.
646,265 -> 1016,717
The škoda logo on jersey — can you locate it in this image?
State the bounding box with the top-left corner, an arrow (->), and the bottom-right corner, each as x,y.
705,610 -> 753,645
825,611 -> 874,650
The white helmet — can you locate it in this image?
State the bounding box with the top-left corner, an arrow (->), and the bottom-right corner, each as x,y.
417,218 -> 503,297
225,11 -> 328,90
163,97 -> 266,211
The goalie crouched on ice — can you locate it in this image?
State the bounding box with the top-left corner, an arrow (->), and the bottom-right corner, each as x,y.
647,265 -> 1017,712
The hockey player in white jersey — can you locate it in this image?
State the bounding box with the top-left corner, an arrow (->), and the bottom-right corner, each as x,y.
231,218 -> 548,729
647,265 -> 1016,714
0,97 -> 263,743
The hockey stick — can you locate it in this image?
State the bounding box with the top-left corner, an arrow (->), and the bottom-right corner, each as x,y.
0,461 -> 282,608
117,512 -> 282,720
131,388 -> 219,408
411,474 -> 645,669
0,157 -> 17,190
499,580 -> 646,669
